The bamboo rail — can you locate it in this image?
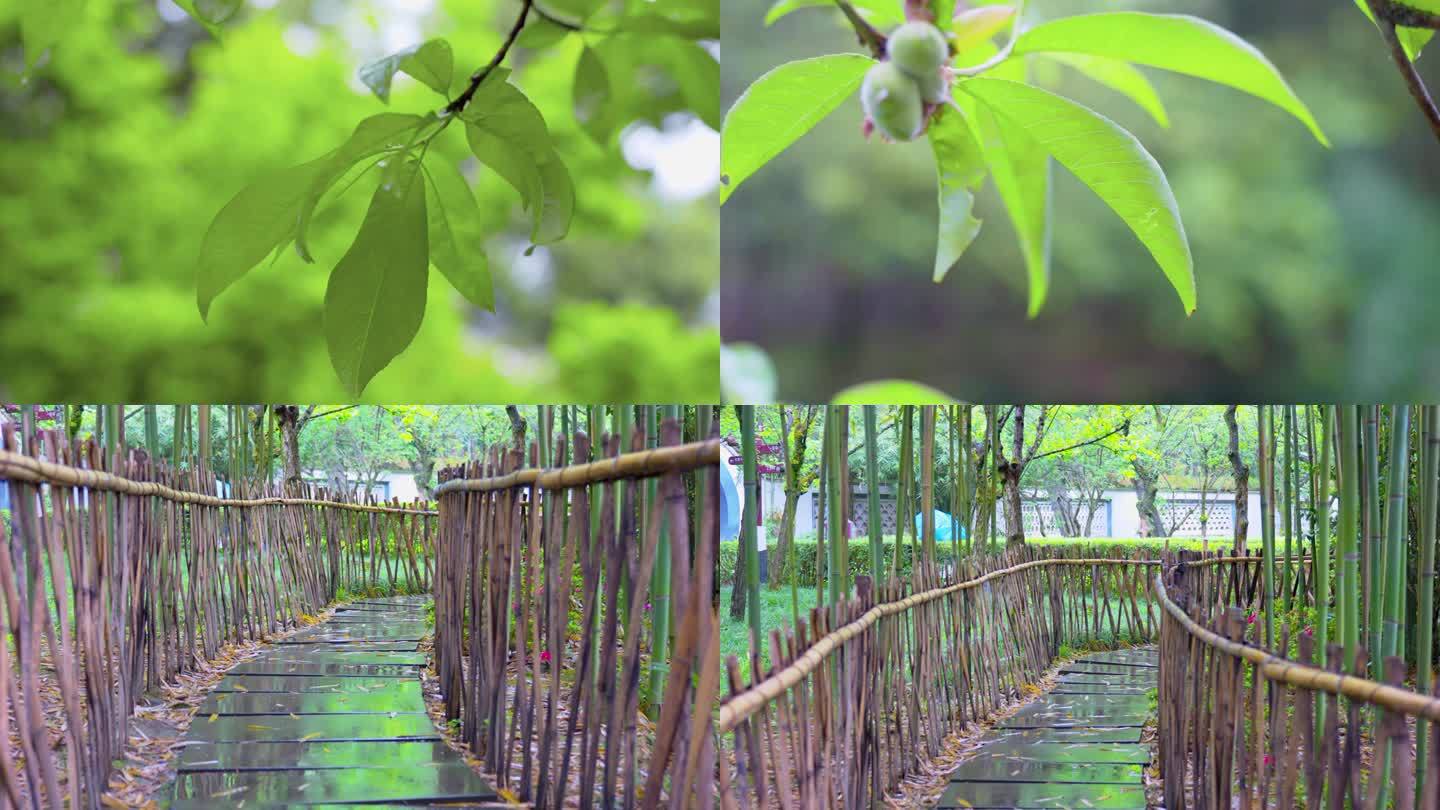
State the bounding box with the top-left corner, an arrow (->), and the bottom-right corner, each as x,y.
431,418 -> 718,809
0,424 -> 438,810
1156,555 -> 1440,810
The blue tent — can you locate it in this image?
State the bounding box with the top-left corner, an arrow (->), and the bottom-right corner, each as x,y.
914,510 -> 966,542
720,463 -> 741,540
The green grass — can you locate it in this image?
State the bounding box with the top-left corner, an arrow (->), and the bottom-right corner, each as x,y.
720,586 -> 804,681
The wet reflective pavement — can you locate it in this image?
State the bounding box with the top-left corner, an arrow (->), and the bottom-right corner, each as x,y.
169,596 -> 498,808
936,647 -> 1158,809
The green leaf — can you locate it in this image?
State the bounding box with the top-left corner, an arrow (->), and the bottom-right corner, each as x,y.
421,155 -> 493,311
21,0 -> 86,70
666,40 -> 721,131
1042,53 -> 1169,128
196,160 -> 326,320
962,78 -> 1196,314
952,6 -> 1017,52
516,18 -> 572,50
461,74 -> 573,244
358,39 -> 455,104
832,380 -> 955,404
954,84 -> 1052,315
1014,13 -> 1328,145
720,54 -> 874,204
762,0 -> 902,27
573,47 -> 616,143
927,105 -> 986,283
720,343 -> 778,404
324,160 -> 430,396
1354,0 -> 1434,61
194,0 -> 243,25
295,113 -> 429,262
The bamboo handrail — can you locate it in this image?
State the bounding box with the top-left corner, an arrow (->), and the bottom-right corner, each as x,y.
434,438 -> 720,494
0,448 -> 436,514
1155,572 -> 1440,721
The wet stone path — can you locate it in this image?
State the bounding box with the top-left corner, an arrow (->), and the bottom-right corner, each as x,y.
169,595 -> 498,808
936,647 -> 1158,809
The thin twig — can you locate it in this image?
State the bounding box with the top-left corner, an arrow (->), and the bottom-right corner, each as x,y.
1366,1 -> 1440,144
951,0 -> 1027,76
835,0 -> 887,59
445,0 -> 535,115
531,3 -> 585,32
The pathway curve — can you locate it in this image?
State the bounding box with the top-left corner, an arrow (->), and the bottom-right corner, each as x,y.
169,595 -> 497,808
935,647 -> 1158,809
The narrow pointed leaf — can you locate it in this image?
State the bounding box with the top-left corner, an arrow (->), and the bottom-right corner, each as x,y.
963,77 -> 1195,314
1043,53 -> 1170,128
573,47 -> 616,143
1354,0 -> 1434,60
956,89 -> 1052,315
196,160 -> 327,320
720,54 -> 874,204
359,39 -> 455,104
294,113 -> 428,262
422,156 -> 493,311
763,0 -> 903,27
461,75 -> 572,244
323,161 -> 430,396
927,105 -> 986,283
1014,12 -> 1328,145
194,0 -> 244,25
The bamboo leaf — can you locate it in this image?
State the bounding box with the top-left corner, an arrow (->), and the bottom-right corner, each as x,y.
1014,12 -> 1328,145
962,78 -> 1195,314
720,54 -> 874,204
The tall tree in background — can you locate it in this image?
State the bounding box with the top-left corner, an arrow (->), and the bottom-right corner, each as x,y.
1225,405 -> 1250,551
771,405 -> 821,587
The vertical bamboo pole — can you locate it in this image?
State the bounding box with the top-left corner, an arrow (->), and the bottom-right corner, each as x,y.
826,405 -> 845,604
1416,403 -> 1438,807
1380,405 -> 1410,662
1282,405 -> 1294,613
986,405 -> 998,553
739,406 -> 762,644
864,406 -> 882,585
1313,406 -> 1334,731
648,406 -> 672,708
1364,405 -> 1383,680
1259,405 -> 1275,647
920,406 -> 936,583
961,405 -> 972,556
1338,405 -> 1360,669
144,406 -> 159,457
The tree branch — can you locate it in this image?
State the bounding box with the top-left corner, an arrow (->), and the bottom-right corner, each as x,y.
836,0 -> 887,59
446,0 -> 534,116
1367,4 -> 1440,144
1027,419 -> 1131,464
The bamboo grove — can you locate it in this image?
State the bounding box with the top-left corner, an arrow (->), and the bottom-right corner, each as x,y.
430,406 -> 722,808
722,404 -> 1440,808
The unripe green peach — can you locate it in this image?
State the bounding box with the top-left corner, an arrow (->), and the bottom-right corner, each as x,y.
861,61 -> 924,142
912,66 -> 948,104
886,22 -> 948,79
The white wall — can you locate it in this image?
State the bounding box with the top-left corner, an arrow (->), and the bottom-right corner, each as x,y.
763,480 -> 1268,540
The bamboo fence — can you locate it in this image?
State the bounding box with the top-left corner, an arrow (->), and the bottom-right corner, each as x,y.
0,423 -> 437,810
716,546 -> 1167,809
430,424 -> 720,810
1157,555 -> 1440,810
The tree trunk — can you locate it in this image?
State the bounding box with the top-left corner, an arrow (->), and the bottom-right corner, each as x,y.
770,489 -> 801,587
1132,460 -> 1168,538
1001,461 -> 1025,546
1226,405 -> 1250,551
275,405 -> 305,491
505,405 -> 528,453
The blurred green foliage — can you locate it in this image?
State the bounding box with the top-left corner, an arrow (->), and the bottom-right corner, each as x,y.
0,0 -> 718,402
722,0 -> 1440,401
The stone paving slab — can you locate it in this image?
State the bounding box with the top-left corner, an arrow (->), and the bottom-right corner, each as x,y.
943,649 -> 1157,808
168,598 -> 493,807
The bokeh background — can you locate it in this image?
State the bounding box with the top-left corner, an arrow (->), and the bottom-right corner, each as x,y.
0,0 -> 718,402
722,0 -> 1440,402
